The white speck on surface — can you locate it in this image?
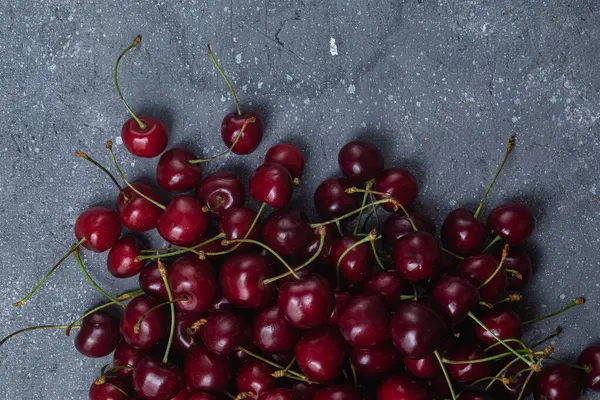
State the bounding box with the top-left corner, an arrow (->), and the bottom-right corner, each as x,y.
416,101 -> 421,107
242,85 -> 247,92
329,38 -> 338,56
560,294 -> 566,300
361,122 -> 366,127
257,82 -> 263,89
449,200 -> 457,206
220,95 -> 226,102
48,64 -> 57,72
591,185 -> 597,195
388,95 -> 394,101
115,136 -> 123,145
550,96 -> 557,103
511,116 -> 519,123
130,162 -> 135,167
286,74 -> 293,81
514,98 -> 521,105
235,53 -> 242,64
347,84 -> 355,94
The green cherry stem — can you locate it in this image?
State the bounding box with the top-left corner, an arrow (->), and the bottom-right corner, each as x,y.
66,301 -> 119,336
531,327 -> 562,349
235,346 -> 312,382
310,199 -> 398,229
435,350 -> 457,400
478,244 -> 509,289
443,349 -> 539,365
353,179 -> 374,236
207,42 -> 241,116
158,259 -> 175,364
522,297 -> 586,326
336,230 -> 378,289
114,36 -> 146,130
206,203 -> 266,257
441,247 -> 464,260
133,297 -> 188,335
116,289 -> 144,301
0,325 -> 80,347
485,357 -> 520,390
516,369 -> 535,400
74,249 -> 125,309
189,117 -> 255,164
369,236 -> 386,271
482,235 -> 501,252
137,233 -> 226,261
346,187 -> 417,231
74,150 -> 124,193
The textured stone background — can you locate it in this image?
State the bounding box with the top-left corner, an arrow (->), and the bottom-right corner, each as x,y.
0,0 -> 599,398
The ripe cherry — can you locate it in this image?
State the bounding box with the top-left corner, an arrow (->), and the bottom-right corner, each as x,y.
260,388 -> 295,400
196,170 -> 245,219
132,356 -> 184,400
327,291 -> 351,326
431,276 -> 480,326
184,345 -> 233,392
200,311 -> 245,355
265,143 -> 305,182
89,376 -> 131,400
338,293 -> 390,348
403,352 -> 441,379
220,253 -> 274,309
459,391 -> 494,400
218,207 -> 261,251
441,208 -> 486,256
113,340 -> 146,377
350,342 -> 401,378
330,236 -> 373,283
188,394 -> 218,400
314,177 -> 360,220
107,236 -> 145,278
314,385 -> 361,400
446,342 -> 489,383
156,195 -> 208,246
394,231 -> 440,282
120,295 -> 167,350
295,326 -> 347,382
169,255 -> 217,314
487,203 -> 535,246
170,312 -> 201,357
376,375 -> 431,400
389,302 -> 445,359
493,359 -> 535,398
290,381 -> 320,400
249,163 -> 294,208
236,359 -> 276,397
262,208 -> 311,255
373,168 -> 418,212
117,182 -> 163,232
139,261 -> 168,301
534,363 -> 584,400
302,224 -> 337,262
75,206 -> 121,253
75,310 -> 120,358
338,140 -> 384,182
473,308 -> 522,348
382,211 -> 435,246
278,274 -> 334,329
456,253 -> 507,302
221,110 -> 264,155
364,271 -> 405,310
579,345 -> 600,391
253,303 -> 298,353
502,249 -> 533,291
156,148 -> 202,193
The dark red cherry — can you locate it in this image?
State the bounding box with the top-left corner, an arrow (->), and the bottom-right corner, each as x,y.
170,312 -> 201,357
139,261 -> 168,301
365,272 -> 405,310
338,140 -> 384,182
502,249 -> 533,291
201,311 -> 245,355
195,230 -> 228,255
535,364 -> 584,400
89,376 -> 131,400
169,255 -> 217,314
394,231 -> 440,282
184,345 -> 233,392
260,388 -> 295,400
441,208 -> 487,256
278,274 -> 334,329
295,327 -> 347,382
327,291 -> 351,326
220,253 -> 274,309
218,207 -> 261,251
196,171 -> 245,219
249,163 -> 294,208
579,345 -> 600,391
459,391 -> 494,400
265,143 -> 305,182
188,393 -> 218,400
382,211 -> 435,246
373,168 -> 418,212
75,310 -> 120,358
114,340 -> 146,377
117,182 -> 163,232
389,302 -> 445,359
132,356 -> 184,400
431,276 -> 480,326
376,375 -> 431,400
338,293 -> 390,348
487,203 -> 534,246
156,195 -> 208,246
313,385 -> 361,400
350,342 -> 400,378
156,148 -> 202,193
456,254 -> 507,302
221,111 -> 263,155
314,177 -> 360,220
302,224 -> 337,262
253,303 -> 298,353
446,342 -> 489,383
107,236 -> 145,278
120,295 -> 167,350
403,352 -> 441,379
330,237 -> 373,283
237,359 -> 276,396
262,209 -> 311,255
493,360 -> 535,398
290,381 -> 320,400
473,308 -> 522,348
122,117 -> 168,158
74,207 -> 121,253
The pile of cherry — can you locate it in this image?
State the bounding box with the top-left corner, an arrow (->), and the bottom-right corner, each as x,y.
2,36 -> 600,400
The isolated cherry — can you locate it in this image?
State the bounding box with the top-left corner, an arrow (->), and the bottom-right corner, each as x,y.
156,148 -> 202,193
169,255 -> 218,314
373,168 -> 418,212
327,291 -> 351,326
237,359 -> 276,396
221,111 -> 264,155
502,249 -> 533,291
75,310 -> 120,358
579,345 -> 600,391
89,376 -> 131,400
201,310 -> 245,355
487,203 -> 534,245
382,211 -> 435,246
196,171 -> 245,219
389,302 -> 445,359
262,208 -> 311,255
114,340 -> 146,377
330,237 -> 373,282
278,274 -> 334,329
220,253 -> 274,309
139,261 -> 168,301
265,143 -> 305,182
456,253 -> 507,302
441,208 -> 486,256
132,356 -> 184,400
338,140 -> 384,182
350,342 -> 400,378
185,345 -> 233,392
74,207 -> 121,252
376,375 -> 431,400
365,271 -> 404,310
249,163 -> 294,208
314,178 -> 360,219
313,385 -> 361,400
295,326 -> 347,382
446,342 -> 489,383
253,303 -> 298,353
535,363 -> 584,400
156,195 -> 208,246
432,276 -> 480,326
120,295 -> 167,350
107,236 -> 145,278
338,293 -> 390,348
473,308 -> 522,347
117,182 -> 163,231
394,231 -> 440,282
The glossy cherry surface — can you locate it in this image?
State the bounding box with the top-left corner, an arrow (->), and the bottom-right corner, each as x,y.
107,236 -> 145,278
265,143 -> 305,181
350,342 -> 400,378
196,170 -> 245,219
260,388 -> 295,400
171,312 -> 200,357
121,117 -> 168,158
117,182 -> 163,232
373,168 -> 418,212
169,255 -> 218,314
89,376 -> 131,400
249,162 -> 293,208
459,391 -> 494,400
139,261 -> 168,301
382,211 -> 435,246
75,206 -> 121,252
338,140 -> 384,182
262,208 -> 311,255
75,310 -> 120,358
218,207 -> 260,250
290,381 -> 320,400
534,363 -> 584,400
220,253 -> 274,309
431,276 -> 480,326
132,356 -> 184,400
184,345 -> 233,392
314,177 -> 360,219
403,352 -> 441,379
365,271 -> 404,310
487,203 -> 534,246
302,224 -> 337,262
156,148 -> 202,193
493,359 -> 535,398
253,303 -> 298,353
389,302 -> 445,359
114,340 -> 146,377
330,237 -> 372,283
394,231 -> 440,282
120,295 -> 167,350
313,385 -> 361,400
221,110 -> 263,155
446,342 -> 489,383
156,195 -> 208,246
441,208 -> 486,256
236,359 -> 276,396
295,327 -> 347,382
278,274 -> 334,329
502,249 -> 533,291
376,375 -> 431,400
201,310 -> 244,355
473,308 -> 522,347
456,253 -> 507,302
327,291 -> 351,326
579,345 -> 600,391
338,293 -> 390,348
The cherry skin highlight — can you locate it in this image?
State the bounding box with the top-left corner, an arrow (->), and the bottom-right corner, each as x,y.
139,261 -> 168,301
219,253 -> 274,309
456,253 -> 507,302
278,274 -> 334,329
117,182 -> 163,232
350,342 -> 400,378
236,359 -> 276,396
313,385 -> 361,400
171,311 -> 201,357
314,177 -> 360,220
121,117 -> 168,158
364,271 -> 405,310
113,340 -> 146,377
376,375 -> 431,400
156,195 -> 208,246
338,293 -> 390,348
169,255 -> 218,314
89,376 -> 131,400
473,308 -> 522,348
441,208 -> 487,256
578,345 -> 600,391
75,310 -> 120,358
431,276 -> 480,326
373,168 -> 418,212
302,224 -> 337,262
107,236 -> 145,278
184,345 -> 233,393
156,148 -> 202,193
446,342 -> 490,383
337,140 -> 384,182
394,231 -> 440,282
196,170 -> 245,219
221,110 -> 263,155
218,207 -> 261,251
75,206 -> 122,253
265,143 -> 305,181
487,203 -> 535,246
132,356 -> 184,400
382,211 -> 436,246
403,352 -> 441,379
295,326 -> 347,382
262,208 -> 311,256
330,236 -> 373,283
252,303 -> 298,353
201,310 -> 245,355
119,295 -> 167,350
389,302 -> 445,359
249,162 -> 294,208
502,248 -> 533,291
534,363 -> 584,400
327,291 -> 351,326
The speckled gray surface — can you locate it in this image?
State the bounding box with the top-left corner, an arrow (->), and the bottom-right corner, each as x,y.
1,0 -> 599,399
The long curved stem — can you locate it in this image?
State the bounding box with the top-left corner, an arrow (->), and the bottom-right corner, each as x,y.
0,325 -> 80,347
478,244 -> 509,289
207,43 -> 241,115
310,199 -> 397,229
158,260 -> 175,364
346,187 -> 417,231
74,250 -> 125,309
206,203 -> 266,256
235,347 -> 312,382
335,231 -> 377,289
482,235 -> 501,252
435,350 -> 457,400
531,327 -> 562,349
353,180 -> 374,235
137,233 -> 226,261
223,238 -> 300,280
485,357 -> 520,390
114,36 -> 146,129
66,301 -> 118,336
188,117 -> 255,164
74,151 -> 123,193
522,297 -> 585,325
516,369 -> 535,400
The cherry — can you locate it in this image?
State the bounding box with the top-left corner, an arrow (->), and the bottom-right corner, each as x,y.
487,203 -> 535,246
327,291 -> 351,326
389,302 -> 445,359
458,391 -> 494,400
219,110 -> 263,154
330,237 -> 373,283
184,345 -> 233,392
364,271 -> 404,310
473,308 -> 522,348
120,295 -> 167,350
249,163 -> 294,208
75,310 -> 120,358
132,356 -> 184,400
535,363 -> 584,400
114,36 -> 168,158
196,171 -> 245,219
278,274 -> 334,329
441,208 -> 486,256
114,340 -> 146,377
117,182 -> 163,232
237,359 -> 276,396
75,206 -> 122,253
200,310 -> 245,355
394,231 -> 440,282
338,140 -> 384,182
290,381 -> 320,400
107,236 -> 145,278
313,385 -> 361,400
456,253 -> 507,302
314,178 -> 360,219
89,376 -> 131,400
431,276 -> 480,326
262,209 -> 311,255
502,249 -> 533,291
253,303 -> 298,353
372,168 -> 418,212
156,195 -> 208,246
579,345 -> 600,391
218,207 -> 261,251
139,261 -> 168,301
376,375 -> 431,400
171,312 -> 202,357
338,293 -> 390,348
446,342 -> 489,383
493,359 -> 535,398
295,326 -> 347,382
382,211 -> 435,246
350,342 -> 401,378
302,224 -> 337,262
156,148 -> 203,193
260,388 -> 295,400
220,253 -> 274,309
169,255 -> 217,314
403,352 -> 441,379
264,144 -> 304,182
188,394 -> 218,400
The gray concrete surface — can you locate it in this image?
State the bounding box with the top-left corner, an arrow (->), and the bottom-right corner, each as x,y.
0,0 -> 599,398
